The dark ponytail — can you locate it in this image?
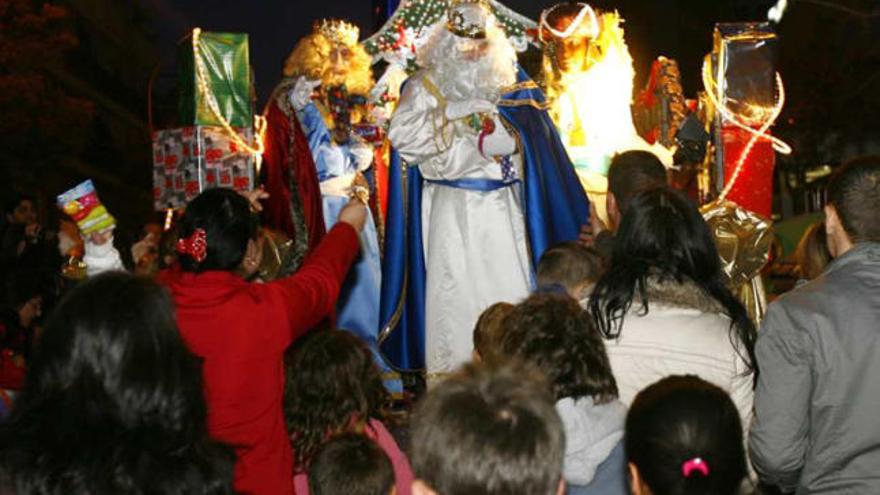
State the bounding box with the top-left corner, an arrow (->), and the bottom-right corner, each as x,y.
626,375 -> 747,495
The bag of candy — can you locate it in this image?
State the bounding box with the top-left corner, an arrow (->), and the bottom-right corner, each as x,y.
57,180 -> 116,235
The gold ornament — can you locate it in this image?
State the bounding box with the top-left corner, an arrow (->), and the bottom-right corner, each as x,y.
351,172 -> 371,205
701,199 -> 773,325
316,19 -> 360,47
257,229 -> 298,281
700,199 -> 773,288
62,256 -> 88,281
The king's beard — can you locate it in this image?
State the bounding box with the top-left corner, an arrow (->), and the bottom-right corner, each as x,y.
421,25 -> 518,102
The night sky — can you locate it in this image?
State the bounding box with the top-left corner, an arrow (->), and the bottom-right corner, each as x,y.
138,0 -> 879,175
142,0 -> 375,109
141,0 -> 782,108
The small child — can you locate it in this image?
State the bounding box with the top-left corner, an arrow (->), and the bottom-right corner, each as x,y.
409,360 -> 565,495
308,433 -> 395,495
536,242 -> 605,304
471,302 -> 514,362
626,375 -> 748,495
286,329 -> 414,495
500,293 -> 626,495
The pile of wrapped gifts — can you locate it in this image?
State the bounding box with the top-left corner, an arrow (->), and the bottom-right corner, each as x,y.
152,31 -> 257,210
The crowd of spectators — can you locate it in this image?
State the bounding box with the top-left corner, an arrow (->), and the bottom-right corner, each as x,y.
0,153 -> 878,495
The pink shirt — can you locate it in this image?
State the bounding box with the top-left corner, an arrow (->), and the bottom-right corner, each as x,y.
293,418 -> 413,495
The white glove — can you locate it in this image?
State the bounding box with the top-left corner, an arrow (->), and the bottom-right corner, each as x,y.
349,140 -> 375,172
289,76 -> 321,111
445,99 -> 496,120
84,234 -> 124,277
480,119 -> 517,157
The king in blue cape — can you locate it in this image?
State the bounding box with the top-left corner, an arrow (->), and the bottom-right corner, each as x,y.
380,2 -> 590,379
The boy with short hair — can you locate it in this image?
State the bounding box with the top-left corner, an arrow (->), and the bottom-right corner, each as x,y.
309,433 -> 396,495
536,241 -> 605,304
471,302 -> 514,362
410,361 -> 565,495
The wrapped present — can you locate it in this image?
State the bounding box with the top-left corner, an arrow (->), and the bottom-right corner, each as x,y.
152,126 -> 255,210
701,199 -> 774,325
720,126 -> 776,216
710,23 -> 780,218
178,30 -> 253,128
57,180 -> 116,235
713,23 -> 778,115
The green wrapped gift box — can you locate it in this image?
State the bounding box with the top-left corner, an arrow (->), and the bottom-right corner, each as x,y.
179,31 -> 253,128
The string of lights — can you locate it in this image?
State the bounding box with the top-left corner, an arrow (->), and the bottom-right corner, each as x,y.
702,59 -> 791,202
191,28 -> 267,161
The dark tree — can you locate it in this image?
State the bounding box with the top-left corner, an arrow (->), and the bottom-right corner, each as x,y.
0,0 -> 94,184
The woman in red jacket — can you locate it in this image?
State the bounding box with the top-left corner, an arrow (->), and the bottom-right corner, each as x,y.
161,187 -> 366,495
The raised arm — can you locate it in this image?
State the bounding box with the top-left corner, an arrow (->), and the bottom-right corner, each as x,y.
267,199 -> 366,342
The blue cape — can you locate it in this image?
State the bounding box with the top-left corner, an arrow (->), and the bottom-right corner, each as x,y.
378,70 -> 590,371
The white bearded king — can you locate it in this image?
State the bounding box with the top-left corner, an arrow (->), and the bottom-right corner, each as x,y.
383,0 -> 590,378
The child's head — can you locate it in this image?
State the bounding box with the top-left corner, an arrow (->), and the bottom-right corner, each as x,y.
472,302 -> 514,362
177,188 -> 258,273
308,433 -> 395,495
536,242 -> 604,299
500,293 -> 617,403
625,375 -> 747,495
286,329 -> 389,468
410,361 -> 565,495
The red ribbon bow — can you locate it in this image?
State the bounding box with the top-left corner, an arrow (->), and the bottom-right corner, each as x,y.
176,228 -> 207,263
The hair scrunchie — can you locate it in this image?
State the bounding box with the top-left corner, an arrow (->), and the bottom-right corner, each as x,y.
176,228 -> 207,263
681,457 -> 710,478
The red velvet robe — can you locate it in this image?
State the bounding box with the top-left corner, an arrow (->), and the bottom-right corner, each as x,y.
261,79 -> 327,267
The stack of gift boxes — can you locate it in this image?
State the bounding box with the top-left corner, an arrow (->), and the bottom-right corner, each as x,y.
711,23 -> 779,218
152,126 -> 255,210
152,31 -> 256,210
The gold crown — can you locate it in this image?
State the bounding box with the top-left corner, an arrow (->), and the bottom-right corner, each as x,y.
315,19 -> 360,47
447,0 -> 492,39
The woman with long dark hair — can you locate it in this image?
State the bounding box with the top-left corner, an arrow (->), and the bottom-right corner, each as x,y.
0,272 -> 234,494
589,187 -> 757,430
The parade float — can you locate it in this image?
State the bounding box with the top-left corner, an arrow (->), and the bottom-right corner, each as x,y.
144,0 -> 792,373
364,0 -> 790,330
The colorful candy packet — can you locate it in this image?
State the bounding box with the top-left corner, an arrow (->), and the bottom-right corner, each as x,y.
57,180 -> 116,235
